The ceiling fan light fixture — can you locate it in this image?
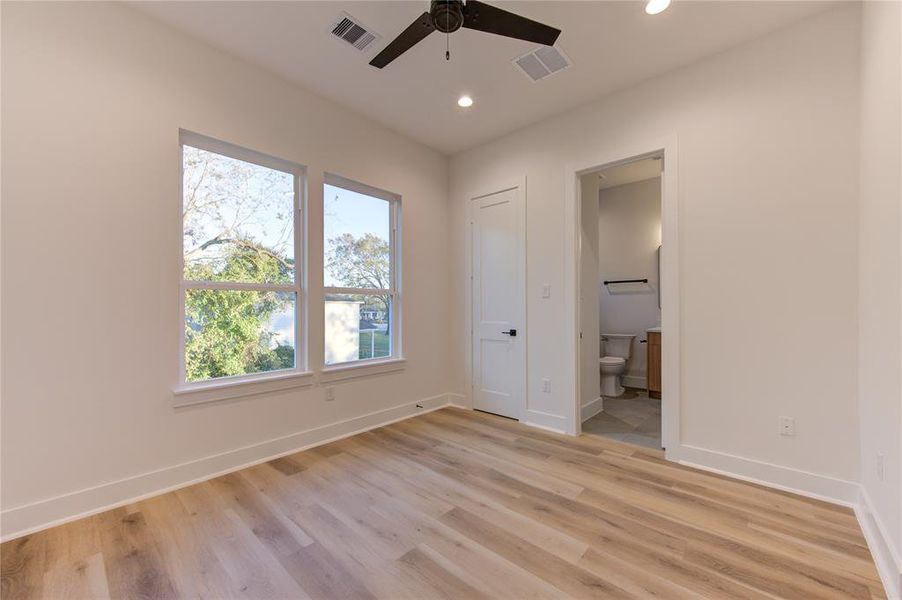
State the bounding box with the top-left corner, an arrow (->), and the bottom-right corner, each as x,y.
369,0 -> 561,68
645,0 -> 671,15
457,95 -> 474,108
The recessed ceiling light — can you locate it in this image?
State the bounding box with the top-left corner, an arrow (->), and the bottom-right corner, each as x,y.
645,0 -> 671,15
457,95 -> 474,108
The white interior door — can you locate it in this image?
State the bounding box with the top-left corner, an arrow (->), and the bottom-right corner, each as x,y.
471,183 -> 525,420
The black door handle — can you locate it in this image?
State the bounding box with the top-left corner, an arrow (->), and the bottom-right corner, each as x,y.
502,329 -> 517,337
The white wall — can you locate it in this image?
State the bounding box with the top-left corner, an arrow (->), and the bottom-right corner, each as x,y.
857,0 -> 902,591
450,6 -> 862,489
0,2 -> 451,537
579,174 -> 601,417
598,177 -> 662,387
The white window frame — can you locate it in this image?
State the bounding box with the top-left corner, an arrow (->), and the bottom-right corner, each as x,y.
175,130 -> 310,404
322,173 -> 403,375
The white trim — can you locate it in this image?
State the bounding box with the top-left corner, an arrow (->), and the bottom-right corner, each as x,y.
677,444 -> 859,506
0,392 -> 454,542
180,130 -> 306,176
178,130 -> 308,391
467,177 -> 528,422
677,443 -> 901,599
524,409 -> 568,433
325,286 -> 389,296
445,392 -> 470,409
581,396 -> 605,422
564,136 -> 680,455
324,172 -> 401,204
855,486 -> 902,600
182,281 -> 297,292
323,173 -> 403,366
173,370 -> 315,407
319,357 -> 407,383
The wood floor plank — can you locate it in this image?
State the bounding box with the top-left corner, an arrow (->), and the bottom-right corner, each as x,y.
439,506 -> 635,599
0,407 -> 887,599
42,551 -> 110,600
394,546 -> 492,600
138,492 -> 236,600
95,509 -> 178,600
0,534 -> 46,600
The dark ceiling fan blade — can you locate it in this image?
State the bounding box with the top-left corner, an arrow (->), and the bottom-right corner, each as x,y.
462,0 -> 560,46
369,11 -> 435,68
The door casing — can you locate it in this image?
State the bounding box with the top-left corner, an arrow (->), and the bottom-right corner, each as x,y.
564,137 -> 681,460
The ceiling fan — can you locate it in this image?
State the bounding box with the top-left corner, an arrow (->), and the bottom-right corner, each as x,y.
370,0 -> 561,69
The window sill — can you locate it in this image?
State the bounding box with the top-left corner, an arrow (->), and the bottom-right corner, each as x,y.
319,358 -> 406,383
173,370 -> 315,408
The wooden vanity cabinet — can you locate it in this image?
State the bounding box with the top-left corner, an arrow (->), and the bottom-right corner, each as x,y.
647,331 -> 661,399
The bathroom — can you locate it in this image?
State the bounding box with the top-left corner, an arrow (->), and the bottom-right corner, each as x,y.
579,157 -> 663,449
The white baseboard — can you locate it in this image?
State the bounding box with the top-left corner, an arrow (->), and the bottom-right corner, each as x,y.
855,486 -> 902,599
678,445 -> 899,599
581,397 -> 604,421
622,375 -> 647,389
8,396 -> 897,599
677,444 -> 859,506
0,393 -> 454,542
446,392 -> 469,409
524,408 -> 569,434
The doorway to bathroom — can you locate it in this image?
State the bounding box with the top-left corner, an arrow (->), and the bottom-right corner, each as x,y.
580,157 -> 662,449
566,140 -> 680,457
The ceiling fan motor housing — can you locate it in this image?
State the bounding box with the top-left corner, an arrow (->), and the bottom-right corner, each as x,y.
431,0 -> 465,33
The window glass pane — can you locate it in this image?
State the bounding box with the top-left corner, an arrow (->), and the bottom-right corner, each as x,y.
185,289 -> 295,382
183,145 -> 294,284
324,293 -> 391,365
323,183 -> 390,289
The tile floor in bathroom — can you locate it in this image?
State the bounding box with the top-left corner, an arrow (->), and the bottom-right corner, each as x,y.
582,387 -> 662,450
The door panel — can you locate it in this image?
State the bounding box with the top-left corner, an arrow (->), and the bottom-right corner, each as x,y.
471,185 -> 525,420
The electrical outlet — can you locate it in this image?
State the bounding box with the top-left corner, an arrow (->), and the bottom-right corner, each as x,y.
542,283 -> 551,298
325,387 -> 335,402
542,378 -> 551,393
778,416 -> 795,436
877,453 -> 885,482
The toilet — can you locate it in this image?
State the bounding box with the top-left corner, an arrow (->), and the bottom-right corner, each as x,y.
600,333 -> 635,397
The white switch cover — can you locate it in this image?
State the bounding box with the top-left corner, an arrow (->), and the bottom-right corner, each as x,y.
325,387 -> 335,401
778,416 -> 795,436
542,284 -> 551,298
542,378 -> 551,393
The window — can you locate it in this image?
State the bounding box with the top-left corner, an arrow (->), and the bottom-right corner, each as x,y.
323,174 -> 401,366
180,131 -> 305,386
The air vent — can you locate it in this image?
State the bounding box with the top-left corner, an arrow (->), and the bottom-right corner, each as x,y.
329,13 -> 380,52
513,45 -> 571,82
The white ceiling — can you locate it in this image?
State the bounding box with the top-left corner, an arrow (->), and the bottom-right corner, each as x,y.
598,157 -> 661,189
132,1 -> 833,154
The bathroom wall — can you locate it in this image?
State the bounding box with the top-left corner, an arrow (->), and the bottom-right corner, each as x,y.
598,177 -> 662,388
580,174 -> 601,418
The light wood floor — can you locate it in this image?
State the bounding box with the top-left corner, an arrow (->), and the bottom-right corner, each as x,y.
1,407 -> 886,599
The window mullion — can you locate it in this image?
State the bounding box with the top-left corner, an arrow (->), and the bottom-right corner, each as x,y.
183,280 -> 297,292
324,286 -> 389,296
